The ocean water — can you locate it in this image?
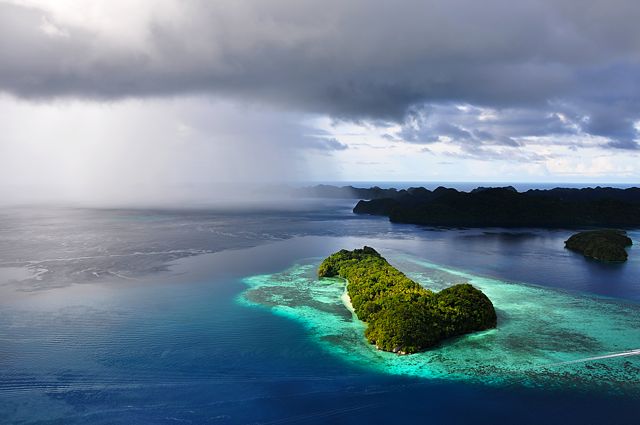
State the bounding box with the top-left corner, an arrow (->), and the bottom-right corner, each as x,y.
1,202 -> 639,424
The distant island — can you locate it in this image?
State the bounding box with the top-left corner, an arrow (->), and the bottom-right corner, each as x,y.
349,186 -> 640,227
318,247 -> 497,354
565,230 -> 633,262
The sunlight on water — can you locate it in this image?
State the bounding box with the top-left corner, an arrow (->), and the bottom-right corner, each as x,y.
239,253 -> 640,394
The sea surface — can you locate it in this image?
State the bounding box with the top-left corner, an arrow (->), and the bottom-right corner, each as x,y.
1,198 -> 639,424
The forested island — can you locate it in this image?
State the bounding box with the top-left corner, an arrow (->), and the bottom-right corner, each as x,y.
318,247 -> 497,354
352,186 -> 640,227
565,230 -> 633,262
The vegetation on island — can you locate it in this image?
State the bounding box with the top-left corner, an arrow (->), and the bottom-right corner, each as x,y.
318,247 -> 497,354
565,230 -> 633,262
352,186 -> 640,227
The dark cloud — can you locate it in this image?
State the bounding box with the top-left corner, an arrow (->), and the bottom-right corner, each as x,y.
1,0 -> 640,148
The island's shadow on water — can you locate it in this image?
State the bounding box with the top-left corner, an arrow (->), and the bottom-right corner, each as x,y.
492,307 -> 511,326
576,252 -> 630,268
2,234 -> 640,424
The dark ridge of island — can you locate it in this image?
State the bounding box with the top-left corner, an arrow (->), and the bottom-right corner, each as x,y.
318,247 -> 497,354
352,186 -> 640,227
565,230 -> 633,262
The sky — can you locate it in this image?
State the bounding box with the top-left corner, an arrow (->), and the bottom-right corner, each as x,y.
1,0 -> 639,203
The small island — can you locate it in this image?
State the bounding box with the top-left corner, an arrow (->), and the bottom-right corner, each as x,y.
565,230 -> 633,262
318,247 -> 497,354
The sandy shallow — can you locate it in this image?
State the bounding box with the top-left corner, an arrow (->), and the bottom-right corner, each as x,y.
340,284 -> 356,315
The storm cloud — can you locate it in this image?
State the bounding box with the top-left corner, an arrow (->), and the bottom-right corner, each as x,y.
1,0 -> 640,149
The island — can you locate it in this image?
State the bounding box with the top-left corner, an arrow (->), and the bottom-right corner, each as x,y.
352,186 -> 640,227
318,247 -> 497,354
565,230 -> 633,262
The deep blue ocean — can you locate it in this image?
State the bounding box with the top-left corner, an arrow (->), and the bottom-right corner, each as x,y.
1,188 -> 639,424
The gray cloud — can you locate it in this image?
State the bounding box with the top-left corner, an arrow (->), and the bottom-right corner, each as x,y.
305,137 -> 348,151
1,0 -> 640,148
397,104 -> 580,151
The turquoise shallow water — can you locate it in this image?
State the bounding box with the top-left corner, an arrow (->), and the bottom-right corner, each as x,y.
240,252 -> 640,395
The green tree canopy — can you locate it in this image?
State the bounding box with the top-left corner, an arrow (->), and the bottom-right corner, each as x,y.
319,247 -> 497,354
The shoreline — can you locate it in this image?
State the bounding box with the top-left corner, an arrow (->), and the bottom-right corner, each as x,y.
341,282 -> 356,315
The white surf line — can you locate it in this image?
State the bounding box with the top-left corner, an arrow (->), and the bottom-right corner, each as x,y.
541,348 -> 640,368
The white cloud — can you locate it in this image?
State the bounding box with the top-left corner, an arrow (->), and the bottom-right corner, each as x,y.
316,116 -> 640,182
39,16 -> 68,38
544,156 -> 636,177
